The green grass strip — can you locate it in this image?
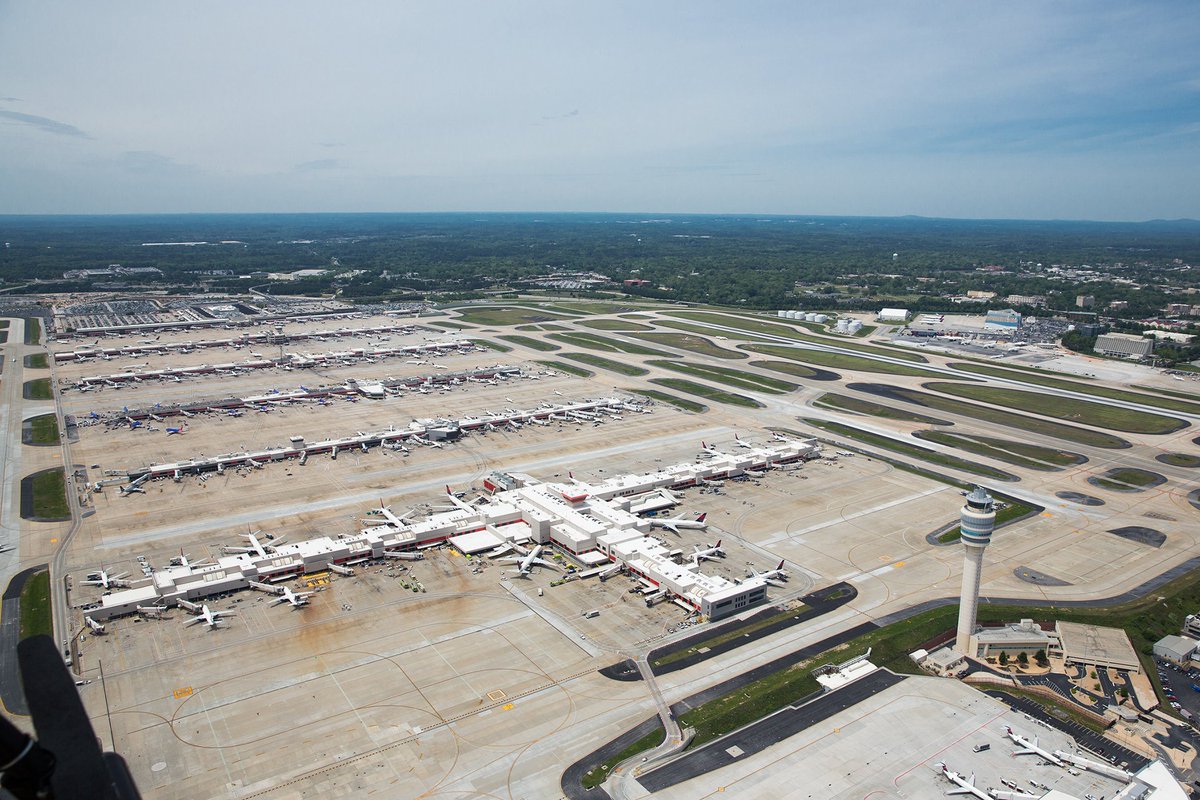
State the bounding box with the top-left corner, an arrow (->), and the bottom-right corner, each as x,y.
802,418 -> 1016,481
24,317 -> 41,345
452,306 -> 578,326
851,384 -> 1130,450
581,727 -> 666,789
652,605 -> 808,669
577,319 -> 654,331
497,334 -> 559,351
926,382 -> 1187,435
547,331 -> 670,356
560,351 -> 647,376
470,339 -> 512,352
19,571 -> 52,640
1158,453 -> 1200,467
32,468 -> 69,518
427,320 -> 474,329
812,392 -> 949,425
28,414 -> 60,444
648,361 -> 796,394
23,353 -> 48,369
744,344 -> 948,378
626,332 -> 747,359
23,378 -> 53,400
914,430 -> 1084,471
950,362 -> 1200,416
651,378 -> 763,408
533,360 -> 593,377
750,360 -> 839,381
629,389 -> 707,413
665,310 -> 930,362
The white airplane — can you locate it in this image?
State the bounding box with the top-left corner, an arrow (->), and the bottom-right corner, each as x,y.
82,569 -> 130,590
0,544 -> 14,554
835,451 -> 855,457
747,560 -> 788,587
771,431 -> 789,442
270,586 -> 314,608
650,512 -> 708,535
690,539 -> 724,564
1003,726 -> 1063,766
936,763 -> 993,799
119,475 -> 149,496
500,545 -> 561,576
84,616 -> 105,634
734,434 -> 754,450
410,436 -> 443,449
178,599 -> 235,629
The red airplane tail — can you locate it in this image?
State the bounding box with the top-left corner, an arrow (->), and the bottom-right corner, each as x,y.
696,513 -> 707,523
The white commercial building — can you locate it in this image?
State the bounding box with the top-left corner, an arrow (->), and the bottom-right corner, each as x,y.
1094,332 -> 1154,359
877,307 -> 909,323
91,437 -> 819,622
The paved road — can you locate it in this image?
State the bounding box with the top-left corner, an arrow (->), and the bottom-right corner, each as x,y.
0,318 -> 27,589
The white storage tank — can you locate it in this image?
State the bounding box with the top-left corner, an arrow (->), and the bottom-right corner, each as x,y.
777,310 -> 787,318
848,320 -> 863,333
814,314 -> 829,324
835,319 -> 850,333
786,310 -> 801,319
804,313 -> 818,322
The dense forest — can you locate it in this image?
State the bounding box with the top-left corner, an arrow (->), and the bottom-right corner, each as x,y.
1,213 -> 1198,312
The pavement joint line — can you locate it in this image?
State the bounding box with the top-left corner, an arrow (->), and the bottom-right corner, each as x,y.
236,664 -> 598,799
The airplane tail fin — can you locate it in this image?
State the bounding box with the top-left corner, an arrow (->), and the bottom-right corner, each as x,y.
777,559 -> 785,570
714,539 -> 721,548
696,513 -> 706,523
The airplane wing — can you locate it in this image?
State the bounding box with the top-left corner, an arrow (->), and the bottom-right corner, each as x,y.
496,556 -> 522,565
183,615 -> 205,626
528,558 -> 561,570
660,521 -> 681,534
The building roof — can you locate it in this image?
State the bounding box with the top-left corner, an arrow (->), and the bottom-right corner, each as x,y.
1056,621 -> 1140,668
1154,634 -> 1198,659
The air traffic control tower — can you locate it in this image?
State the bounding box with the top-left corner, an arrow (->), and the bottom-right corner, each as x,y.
955,486 -> 997,654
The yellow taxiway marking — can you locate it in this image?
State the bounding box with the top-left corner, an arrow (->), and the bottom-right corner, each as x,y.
893,561 -> 905,568
501,703 -> 514,711
49,538 -> 58,544
1041,512 -> 1053,518
173,686 -> 193,699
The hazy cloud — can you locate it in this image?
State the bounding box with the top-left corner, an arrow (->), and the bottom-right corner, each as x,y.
0,108 -> 89,138
294,158 -> 342,172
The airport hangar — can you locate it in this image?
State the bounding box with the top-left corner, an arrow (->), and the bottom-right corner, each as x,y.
88,437 -> 817,622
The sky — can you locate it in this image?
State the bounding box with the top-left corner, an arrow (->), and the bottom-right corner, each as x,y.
0,2 -> 1197,220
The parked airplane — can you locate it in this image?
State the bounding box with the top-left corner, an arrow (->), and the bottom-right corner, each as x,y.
166,425 -> 185,435
0,544 -> 14,554
936,763 -> 992,799
500,545 -> 561,576
1004,726 -> 1063,766
178,599 -> 235,630
734,434 -> 754,450
690,540 -> 724,564
82,569 -> 130,590
747,560 -> 788,587
84,616 -> 105,634
270,586 -> 314,608
650,512 -> 708,535
771,431 -> 789,442
410,436 -> 443,449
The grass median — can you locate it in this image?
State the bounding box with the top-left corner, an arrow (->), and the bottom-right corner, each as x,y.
627,332 -> 746,359
470,339 -> 512,352
913,430 -> 1085,471
452,306 -> 578,326
23,378 -> 53,400
560,351 -> 648,376
801,418 -> 1016,481
813,392 -> 950,425
497,334 -> 559,351
23,317 -> 40,345
19,571 -> 52,640
27,414 -> 60,444
648,361 -> 796,394
548,331 -> 670,356
651,378 -> 763,408
926,382 -> 1187,435
950,362 -> 1200,416
578,318 -> 654,331
533,360 -> 593,377
629,389 -> 707,413
23,353 -> 48,369
744,343 -> 948,378
27,468 -> 69,519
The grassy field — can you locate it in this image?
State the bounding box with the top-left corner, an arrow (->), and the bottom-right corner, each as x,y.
581,727 -> 666,789
577,318 -> 654,331
516,323 -> 569,332
23,353 -> 48,369
914,430 -> 1084,471
851,384 -> 1130,449
651,605 -> 808,669
813,392 -> 950,425
650,378 -> 763,408
647,361 -> 797,394
629,389 -> 707,413
27,414 -> 59,444
627,331 -> 747,359
30,468 -> 69,518
547,331 -> 670,356
750,359 -> 840,381
23,378 -> 53,400
950,362 -> 1200,416
926,382 -> 1188,435
470,339 -> 512,352
536,301 -> 638,315
24,317 -> 40,344
451,306 -> 578,326
1102,468 -> 1165,487
560,351 -> 648,376
665,311 -> 930,362
497,334 -> 559,351
19,571 -> 52,640
1157,452 -> 1200,468
802,418 -> 1016,480
853,324 -> 877,337
743,344 -> 948,378
427,320 -> 474,329
533,360 -> 593,377
654,318 -> 769,343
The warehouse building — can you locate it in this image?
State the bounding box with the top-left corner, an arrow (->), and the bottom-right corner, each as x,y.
1094,332 -> 1154,359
